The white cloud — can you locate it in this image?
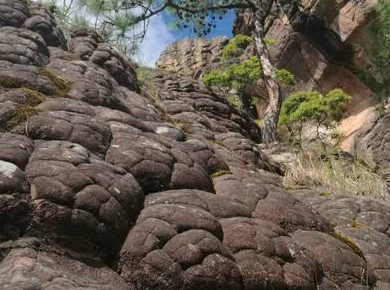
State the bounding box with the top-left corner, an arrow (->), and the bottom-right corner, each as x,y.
134,14 -> 176,67
49,0 -> 176,67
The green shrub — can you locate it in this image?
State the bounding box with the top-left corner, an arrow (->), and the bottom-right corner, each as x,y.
201,68 -> 230,88
276,68 -> 296,88
221,34 -> 253,60
279,89 -> 351,138
228,56 -> 262,93
221,35 -> 278,60
264,38 -> 277,46
202,55 -> 295,112
202,56 -> 262,110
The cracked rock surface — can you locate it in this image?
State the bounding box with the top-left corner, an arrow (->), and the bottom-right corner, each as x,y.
0,1 -> 389,289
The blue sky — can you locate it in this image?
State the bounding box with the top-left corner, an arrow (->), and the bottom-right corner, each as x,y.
136,10 -> 235,67
50,0 -> 235,67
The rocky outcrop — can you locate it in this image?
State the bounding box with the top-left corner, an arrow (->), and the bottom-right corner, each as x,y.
0,1 -> 390,289
355,113 -> 390,181
295,189 -> 390,289
156,36 -> 229,79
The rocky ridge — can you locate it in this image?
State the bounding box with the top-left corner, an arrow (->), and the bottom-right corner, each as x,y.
0,1 -> 390,289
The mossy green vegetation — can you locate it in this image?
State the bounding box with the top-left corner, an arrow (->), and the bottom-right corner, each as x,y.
221,34 -> 253,60
254,119 -> 262,126
350,219 -> 364,228
202,56 -> 262,111
276,68 -> 296,88
212,139 -> 225,147
136,67 -> 164,110
202,56 -> 261,92
264,37 -> 277,46
136,67 -> 155,87
221,35 -> 277,60
7,94 -> 45,129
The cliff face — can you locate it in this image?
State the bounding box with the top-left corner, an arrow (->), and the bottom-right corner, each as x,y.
156,36 -> 229,79
1,1 -> 390,290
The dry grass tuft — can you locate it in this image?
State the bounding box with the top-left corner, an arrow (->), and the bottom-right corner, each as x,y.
283,155 -> 388,199
38,68 -> 72,96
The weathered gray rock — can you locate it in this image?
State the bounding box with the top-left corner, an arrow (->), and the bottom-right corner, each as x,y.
23,1 -> 67,49
0,246 -> 130,290
355,114 -> 390,181
0,0 -> 30,28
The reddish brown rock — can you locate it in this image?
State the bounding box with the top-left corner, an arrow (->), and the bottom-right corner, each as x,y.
0,1 -> 389,289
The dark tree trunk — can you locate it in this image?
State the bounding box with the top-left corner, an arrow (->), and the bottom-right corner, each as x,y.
252,3 -> 282,144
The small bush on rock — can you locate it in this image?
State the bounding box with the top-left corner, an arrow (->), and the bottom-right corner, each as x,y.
276,68 -> 296,88
279,89 -> 351,139
221,34 -> 253,60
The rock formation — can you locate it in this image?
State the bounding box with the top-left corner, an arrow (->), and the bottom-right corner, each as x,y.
156,36 -> 229,79
355,113 -> 390,181
156,0 -> 384,164
0,1 -> 390,289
